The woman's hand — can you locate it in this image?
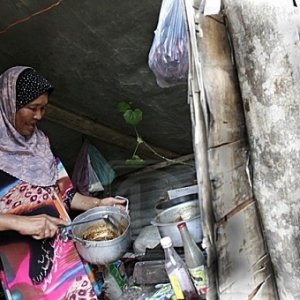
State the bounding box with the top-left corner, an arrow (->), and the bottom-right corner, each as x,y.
0,213 -> 69,240
71,193 -> 127,211
18,215 -> 69,240
97,197 -> 126,210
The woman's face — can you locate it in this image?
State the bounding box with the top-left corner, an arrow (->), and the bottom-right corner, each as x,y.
15,93 -> 49,137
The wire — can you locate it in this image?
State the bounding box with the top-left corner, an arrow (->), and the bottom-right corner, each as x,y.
0,0 -> 65,35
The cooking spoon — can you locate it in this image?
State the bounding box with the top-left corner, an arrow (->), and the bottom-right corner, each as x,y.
105,214 -> 122,235
58,214 -> 121,245
58,196 -> 128,233
58,214 -> 119,231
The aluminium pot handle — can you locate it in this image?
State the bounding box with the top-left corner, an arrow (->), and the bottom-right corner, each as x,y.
59,227 -> 91,247
115,195 -> 129,212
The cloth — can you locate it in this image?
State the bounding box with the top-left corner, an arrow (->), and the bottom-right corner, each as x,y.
0,66 -> 57,187
16,68 -> 54,111
0,159 -> 100,300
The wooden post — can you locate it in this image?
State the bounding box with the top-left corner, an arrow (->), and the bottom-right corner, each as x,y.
222,0 -> 300,298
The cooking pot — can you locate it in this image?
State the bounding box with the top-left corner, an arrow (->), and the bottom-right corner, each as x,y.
151,200 -> 202,247
155,193 -> 198,215
65,199 -> 131,265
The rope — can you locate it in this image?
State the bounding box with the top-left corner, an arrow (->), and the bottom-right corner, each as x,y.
0,0 -> 65,35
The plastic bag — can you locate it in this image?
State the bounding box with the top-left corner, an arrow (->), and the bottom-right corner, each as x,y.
88,143 -> 116,186
87,154 -> 104,193
71,138 -> 90,196
148,0 -> 189,88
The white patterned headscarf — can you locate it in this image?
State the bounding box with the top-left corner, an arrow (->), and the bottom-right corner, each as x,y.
0,66 -> 58,186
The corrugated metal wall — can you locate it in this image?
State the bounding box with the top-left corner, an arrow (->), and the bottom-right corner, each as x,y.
110,160 -> 196,239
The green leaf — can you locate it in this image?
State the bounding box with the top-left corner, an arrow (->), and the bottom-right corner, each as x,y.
125,155 -> 145,166
123,108 -> 143,126
116,101 -> 132,114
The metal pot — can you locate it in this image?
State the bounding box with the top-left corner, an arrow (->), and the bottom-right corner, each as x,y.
67,201 -> 131,265
150,200 -> 202,247
155,194 -> 198,215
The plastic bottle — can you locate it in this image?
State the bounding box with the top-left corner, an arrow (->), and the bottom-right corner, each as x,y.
160,236 -> 199,300
177,222 -> 207,299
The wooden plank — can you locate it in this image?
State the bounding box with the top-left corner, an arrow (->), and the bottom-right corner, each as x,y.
181,0 -> 278,298
220,260 -> 276,300
181,1 -> 219,297
45,103 -> 179,160
209,139 -> 253,219
203,62 -> 247,149
128,153 -> 195,176
216,202 -> 275,298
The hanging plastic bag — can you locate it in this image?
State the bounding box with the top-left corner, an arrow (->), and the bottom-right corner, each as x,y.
88,143 -> 116,186
71,138 -> 90,196
148,0 -> 189,88
87,154 -> 104,193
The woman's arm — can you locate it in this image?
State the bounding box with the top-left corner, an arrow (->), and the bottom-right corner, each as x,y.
70,193 -> 126,211
0,213 -> 69,240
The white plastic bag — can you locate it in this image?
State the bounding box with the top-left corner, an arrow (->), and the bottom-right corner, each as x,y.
87,154 -> 104,193
148,0 -> 189,88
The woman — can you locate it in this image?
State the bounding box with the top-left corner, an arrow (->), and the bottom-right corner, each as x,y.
0,66 -> 126,299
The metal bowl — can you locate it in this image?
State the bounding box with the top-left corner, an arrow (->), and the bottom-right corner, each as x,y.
150,200 -> 202,247
155,194 -> 198,215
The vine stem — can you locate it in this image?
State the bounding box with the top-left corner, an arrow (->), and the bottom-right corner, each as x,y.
135,127 -> 192,166
132,142 -> 139,156
143,141 -> 192,166
120,110 -> 193,167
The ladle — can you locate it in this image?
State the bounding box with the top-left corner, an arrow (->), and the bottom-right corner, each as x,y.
58,214 -> 120,234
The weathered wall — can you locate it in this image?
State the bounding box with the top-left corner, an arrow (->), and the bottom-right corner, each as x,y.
223,0 -> 300,299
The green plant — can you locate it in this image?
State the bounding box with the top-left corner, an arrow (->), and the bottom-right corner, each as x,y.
116,101 -> 145,166
116,100 -> 191,167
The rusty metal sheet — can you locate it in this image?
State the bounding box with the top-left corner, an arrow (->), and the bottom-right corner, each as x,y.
113,163 -> 196,240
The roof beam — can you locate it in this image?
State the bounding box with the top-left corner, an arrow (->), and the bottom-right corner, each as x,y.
45,103 -> 179,159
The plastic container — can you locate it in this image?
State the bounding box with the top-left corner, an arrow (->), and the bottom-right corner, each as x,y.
178,222 -> 207,298
160,236 -> 198,300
